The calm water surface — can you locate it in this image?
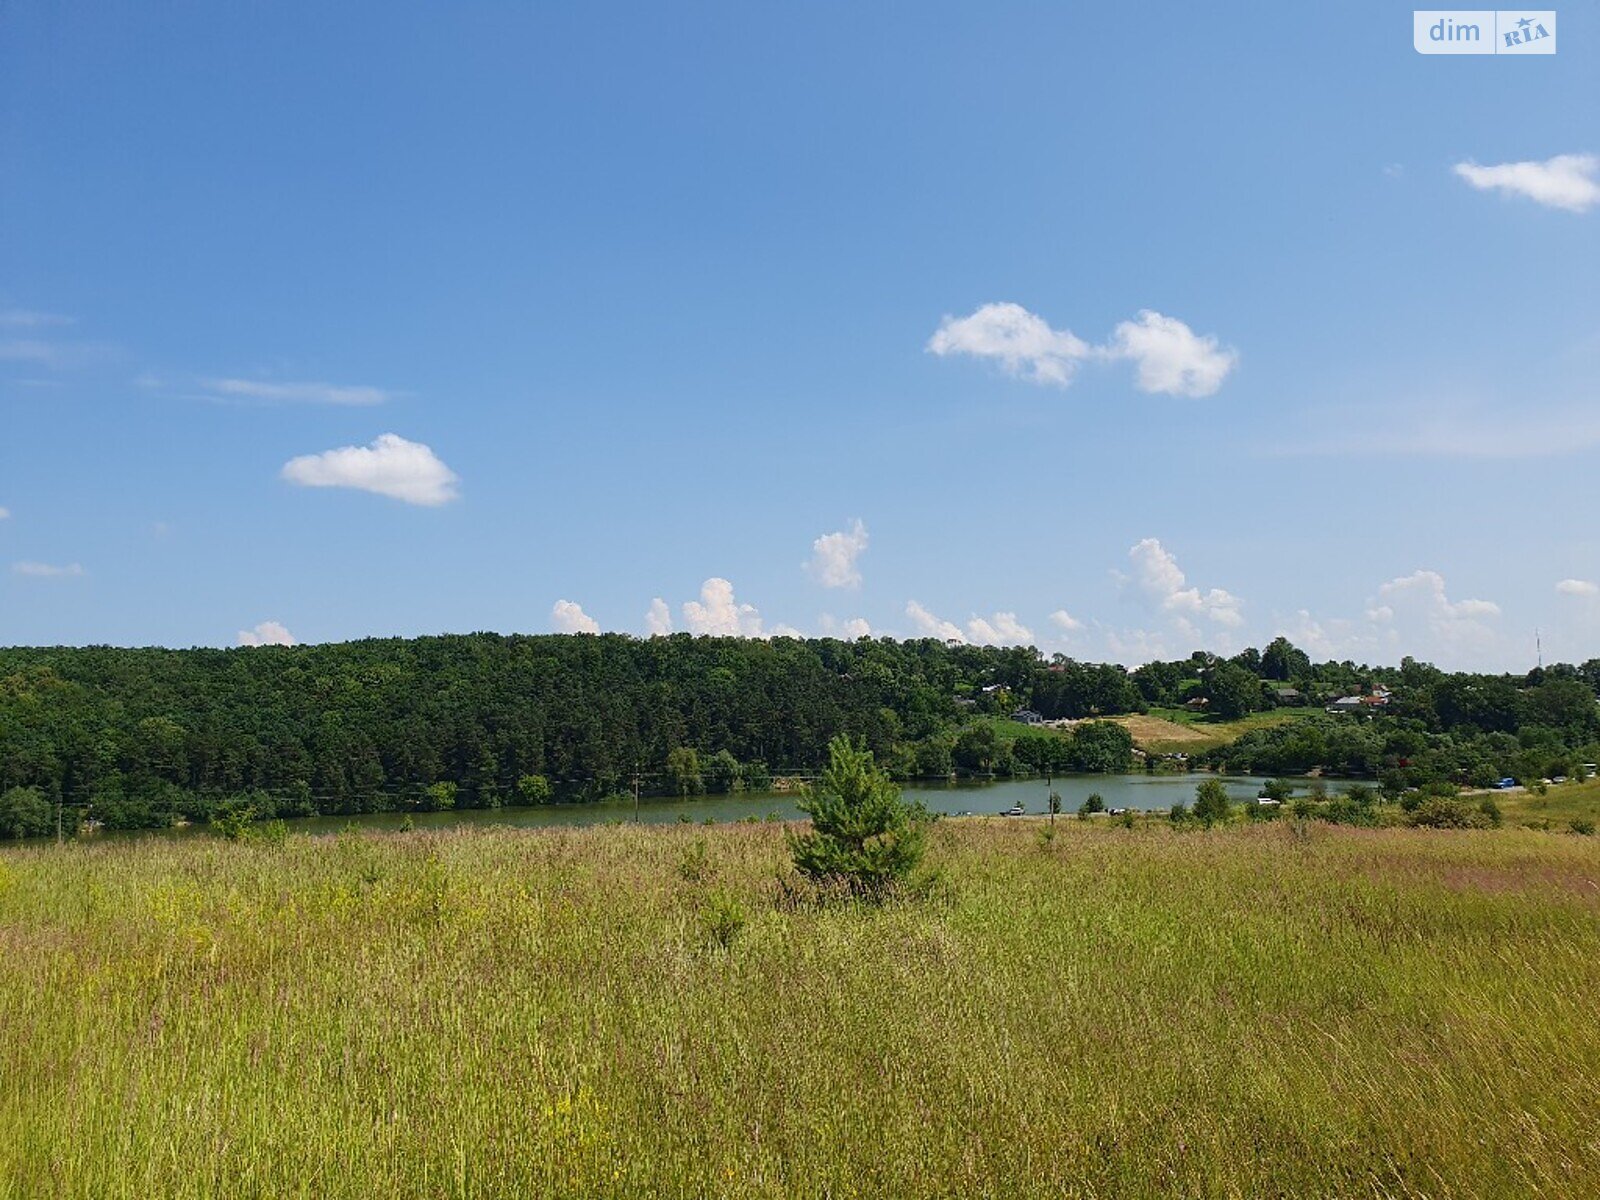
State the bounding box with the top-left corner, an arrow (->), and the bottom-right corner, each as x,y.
80,773 -> 1289,842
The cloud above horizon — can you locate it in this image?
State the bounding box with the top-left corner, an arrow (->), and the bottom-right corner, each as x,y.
1556,578 -> 1598,597
1454,153 -> 1599,213
807,519 -> 869,588
905,600 -> 1033,645
1372,569 -> 1500,647
281,433 -> 460,506
644,598 -> 673,636
551,599 -> 601,634
1127,538 -> 1243,627
683,578 -> 765,636
1049,609 -> 1084,633
927,302 -> 1237,397
819,614 -> 873,639
237,620 -> 296,647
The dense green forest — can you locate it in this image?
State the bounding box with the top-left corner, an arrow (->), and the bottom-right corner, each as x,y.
1,633 -> 1598,837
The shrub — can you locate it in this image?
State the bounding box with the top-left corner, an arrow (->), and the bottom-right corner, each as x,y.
699,889 -> 748,951
1077,793 -> 1105,820
0,787 -> 53,841
788,737 -> 928,900
1570,818 -> 1595,836
1194,779 -> 1233,827
209,799 -> 257,841
1168,802 -> 1191,825
678,838 -> 712,883
1261,778 -> 1295,803
1477,797 -> 1503,828
516,774 -> 554,805
1409,798 -> 1477,829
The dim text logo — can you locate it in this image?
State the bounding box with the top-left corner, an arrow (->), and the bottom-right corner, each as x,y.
1414,10 -> 1556,53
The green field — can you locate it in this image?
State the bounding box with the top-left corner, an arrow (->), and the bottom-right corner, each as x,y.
1112,706 -> 1312,756
4,817 -> 1600,1198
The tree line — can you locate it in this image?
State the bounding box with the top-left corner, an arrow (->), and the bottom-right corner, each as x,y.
1,633 -> 1597,837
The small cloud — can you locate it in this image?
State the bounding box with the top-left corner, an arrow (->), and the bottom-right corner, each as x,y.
905,600 -> 967,642
1127,538 -> 1242,626
201,378 -> 393,406
0,506 -> 10,521
1049,609 -> 1084,633
1454,153 -> 1599,213
927,302 -> 1090,387
551,600 -> 601,634
12,561 -> 85,578
806,519 -> 869,588
683,578 -> 764,637
238,620 -> 295,647
819,614 -> 872,639
1383,163 -> 1405,178
1556,578 -> 1599,597
1375,569 -> 1500,645
769,623 -> 804,639
1104,310 -> 1238,398
905,601 -> 1032,645
966,612 -> 1034,646
281,433 -> 460,506
929,302 -> 1236,397
644,598 -> 673,636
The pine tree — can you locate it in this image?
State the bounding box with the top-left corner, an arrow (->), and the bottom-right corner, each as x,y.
788,736 -> 928,899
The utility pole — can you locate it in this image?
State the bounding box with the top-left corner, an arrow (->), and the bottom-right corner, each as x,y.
633,767 -> 641,823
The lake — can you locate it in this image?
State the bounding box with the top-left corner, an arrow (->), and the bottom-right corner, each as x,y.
75,772 -> 1290,842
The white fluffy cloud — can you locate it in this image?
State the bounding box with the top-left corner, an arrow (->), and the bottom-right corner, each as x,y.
1049,609 -> 1084,633
1375,570 -> 1500,646
1454,153 -> 1600,213
683,578 -> 764,637
644,598 -> 673,636
1556,578 -> 1598,597
807,519 -> 869,588
551,600 -> 601,634
203,378 -> 392,406
927,302 -> 1090,386
1104,310 -> 1238,398
819,614 -> 873,639
237,620 -> 296,647
966,612 -> 1034,646
0,506 -> 9,520
1127,538 -> 1243,626
905,600 -> 967,642
928,302 -> 1236,396
281,433 -> 459,506
905,601 -> 1033,645
12,561 -> 85,578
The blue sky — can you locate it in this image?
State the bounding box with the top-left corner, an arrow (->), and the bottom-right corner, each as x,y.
2,2 -> 1597,670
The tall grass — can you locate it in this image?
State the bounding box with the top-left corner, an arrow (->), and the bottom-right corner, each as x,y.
3,820 -> 1599,1197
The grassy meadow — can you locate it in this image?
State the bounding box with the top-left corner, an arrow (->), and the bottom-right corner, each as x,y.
1112,707 -> 1311,756
4,817 -> 1600,1198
